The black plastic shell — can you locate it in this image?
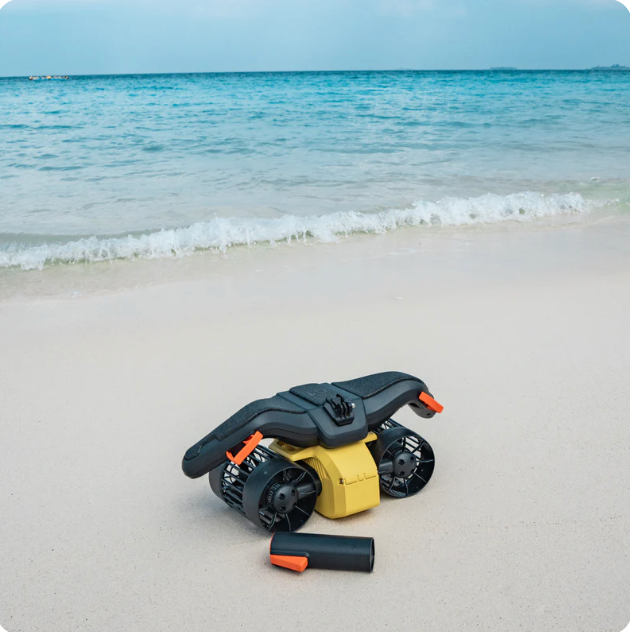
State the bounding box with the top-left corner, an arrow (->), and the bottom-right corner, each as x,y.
182,371 -> 437,479
271,532 -> 375,572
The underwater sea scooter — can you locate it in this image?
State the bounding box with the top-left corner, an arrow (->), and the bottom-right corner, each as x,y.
182,371 -> 443,533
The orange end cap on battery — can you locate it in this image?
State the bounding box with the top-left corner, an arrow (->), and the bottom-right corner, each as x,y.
226,431 -> 263,466
270,554 -> 309,572
419,392 -> 444,414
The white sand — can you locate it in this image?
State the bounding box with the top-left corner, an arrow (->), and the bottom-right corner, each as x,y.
1,218 -> 629,632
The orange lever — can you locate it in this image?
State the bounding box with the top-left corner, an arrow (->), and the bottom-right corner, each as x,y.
270,554 -> 309,572
419,392 -> 444,414
226,431 -> 263,465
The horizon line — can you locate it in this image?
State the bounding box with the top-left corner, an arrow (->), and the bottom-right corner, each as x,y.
2,66 -> 629,79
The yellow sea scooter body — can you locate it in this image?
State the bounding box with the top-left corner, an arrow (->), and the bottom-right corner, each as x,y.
270,434 -> 381,519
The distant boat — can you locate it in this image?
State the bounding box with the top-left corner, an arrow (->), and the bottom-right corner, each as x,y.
28,75 -> 69,81
589,64 -> 630,71
490,67 -> 518,71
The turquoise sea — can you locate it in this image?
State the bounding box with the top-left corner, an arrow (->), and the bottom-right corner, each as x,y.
0,70 -> 629,270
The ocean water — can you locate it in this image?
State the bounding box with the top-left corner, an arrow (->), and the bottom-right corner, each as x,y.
0,70 -> 629,270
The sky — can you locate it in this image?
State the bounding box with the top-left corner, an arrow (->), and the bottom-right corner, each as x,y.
0,0 -> 629,76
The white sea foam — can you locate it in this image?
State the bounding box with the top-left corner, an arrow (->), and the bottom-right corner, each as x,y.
0,191 -> 593,270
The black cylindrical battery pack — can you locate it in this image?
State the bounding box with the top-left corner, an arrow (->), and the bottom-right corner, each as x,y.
270,532 -> 375,573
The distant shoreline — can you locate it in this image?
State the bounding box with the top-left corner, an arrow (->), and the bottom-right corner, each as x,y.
589,64 -> 630,71
2,67 -> 630,80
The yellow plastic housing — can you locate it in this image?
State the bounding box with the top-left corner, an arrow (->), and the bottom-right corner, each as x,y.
270,434 -> 380,519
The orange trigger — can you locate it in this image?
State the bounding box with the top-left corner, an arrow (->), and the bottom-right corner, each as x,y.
419,392 -> 444,414
226,431 -> 263,465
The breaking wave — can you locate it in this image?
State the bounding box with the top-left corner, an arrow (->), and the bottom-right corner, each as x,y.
0,191 -> 593,270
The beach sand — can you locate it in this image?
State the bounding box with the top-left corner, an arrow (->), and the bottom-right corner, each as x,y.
1,218 -> 629,632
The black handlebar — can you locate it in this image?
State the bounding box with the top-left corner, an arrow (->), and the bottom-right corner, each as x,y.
182,371 -> 440,479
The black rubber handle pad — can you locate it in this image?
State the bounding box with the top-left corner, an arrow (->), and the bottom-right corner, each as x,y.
270,532 -> 375,572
